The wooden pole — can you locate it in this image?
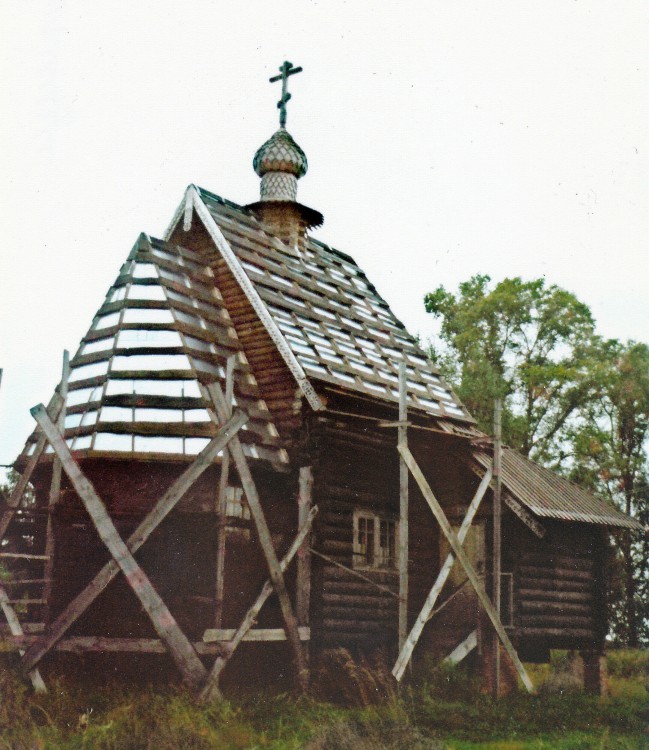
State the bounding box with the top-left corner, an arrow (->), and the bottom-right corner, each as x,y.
398,442 -> 534,693
200,505 -> 318,702
43,351 -> 70,622
296,466 -> 313,672
21,409 -> 247,675
214,355 -> 236,628
0,588 -> 47,693
398,361 -> 409,654
392,467 -> 492,681
492,396 -> 503,697
204,382 -> 308,693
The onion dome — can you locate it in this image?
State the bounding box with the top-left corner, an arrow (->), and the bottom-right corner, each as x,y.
253,128 -> 308,179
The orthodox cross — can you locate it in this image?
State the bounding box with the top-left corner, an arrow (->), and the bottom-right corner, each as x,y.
269,60 -> 303,128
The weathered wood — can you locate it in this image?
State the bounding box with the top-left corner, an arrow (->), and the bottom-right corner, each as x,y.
30,404 -> 208,690
21,409 -> 247,675
296,467 -> 313,627
203,627 -> 311,643
43,351 -> 70,623
492,396 -> 503,697
204,382 -> 308,692
398,361 -> 409,652
214,355 -> 236,629
503,494 -> 546,538
0,553 -> 49,561
310,549 -> 399,599
444,630 -> 478,666
518,588 -> 593,603
9,636 -> 223,655
199,505 -> 317,703
519,566 -> 594,582
0,392 -> 63,543
392,466 -> 492,681
0,587 -> 47,693
398,444 -> 534,693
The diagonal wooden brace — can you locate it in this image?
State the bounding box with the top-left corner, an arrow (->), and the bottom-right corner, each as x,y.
0,392 -> 63,543
0,587 -> 47,693
398,444 -> 534,693
23,406 -> 247,687
205,382 -> 309,692
200,504 -> 318,702
392,467 -> 492,681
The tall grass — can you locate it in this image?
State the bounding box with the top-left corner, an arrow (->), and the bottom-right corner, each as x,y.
0,650 -> 647,749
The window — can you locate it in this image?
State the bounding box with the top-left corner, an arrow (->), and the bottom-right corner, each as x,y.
353,510 -> 398,570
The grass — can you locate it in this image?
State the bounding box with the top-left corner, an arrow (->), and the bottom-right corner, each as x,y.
0,650 -> 647,749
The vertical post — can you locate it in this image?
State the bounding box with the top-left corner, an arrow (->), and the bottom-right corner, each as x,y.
296,466 -> 313,673
43,350 -> 70,622
214,356 -> 236,628
398,361 -> 409,653
492,396 -> 503,697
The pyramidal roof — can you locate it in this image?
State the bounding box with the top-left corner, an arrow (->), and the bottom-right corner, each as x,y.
18,233 -> 287,467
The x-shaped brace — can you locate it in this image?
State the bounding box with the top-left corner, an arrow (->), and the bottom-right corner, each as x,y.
23,405 -> 248,691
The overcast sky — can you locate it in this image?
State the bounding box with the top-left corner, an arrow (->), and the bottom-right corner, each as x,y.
1,0 -> 647,466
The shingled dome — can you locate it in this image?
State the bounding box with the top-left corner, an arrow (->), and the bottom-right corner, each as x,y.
253,128 -> 308,178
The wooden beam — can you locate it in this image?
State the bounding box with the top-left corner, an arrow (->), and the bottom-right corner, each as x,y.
296,467 -> 313,627
0,587 -> 47,693
397,443 -> 534,693
30,404 -> 208,690
21,409 -> 247,676
444,630 -> 478,666
503,494 -> 546,538
199,505 -> 317,702
203,627 -> 311,643
0,392 -> 63,543
492,397 -> 503,697
398,361 -> 409,653
392,467 -> 492,681
43,350 -> 70,622
214,355 -> 236,629
205,382 -> 308,692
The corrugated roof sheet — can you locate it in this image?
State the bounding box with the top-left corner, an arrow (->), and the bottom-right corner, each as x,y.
475,448 -> 642,530
197,188 -> 473,424
18,234 -> 286,466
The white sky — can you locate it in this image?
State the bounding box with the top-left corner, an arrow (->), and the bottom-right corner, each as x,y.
0,0 -> 647,466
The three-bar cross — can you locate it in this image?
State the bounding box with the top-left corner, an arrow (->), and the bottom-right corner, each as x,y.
270,60 -> 302,128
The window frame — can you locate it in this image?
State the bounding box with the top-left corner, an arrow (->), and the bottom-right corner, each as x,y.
352,509 -> 399,572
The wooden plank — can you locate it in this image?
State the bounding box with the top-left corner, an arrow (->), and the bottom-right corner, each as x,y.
503,494 -> 546,538
203,627 -> 311,643
214,355 -> 236,629
392,467 -> 492,681
444,630 -> 478,666
30,404 -> 207,690
296,467 -> 313,626
205,382 -> 308,692
192,189 -> 324,412
9,636 -> 226,655
0,392 -> 63,543
0,553 -> 49,561
21,408 -> 247,676
398,361 -> 409,652
397,444 -> 534,693
43,351 -> 70,622
0,587 -> 47,693
492,396 -> 503,696
199,505 -> 317,702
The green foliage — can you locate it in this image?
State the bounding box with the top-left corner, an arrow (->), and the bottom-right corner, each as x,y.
0,652 -> 647,748
424,275 -> 596,461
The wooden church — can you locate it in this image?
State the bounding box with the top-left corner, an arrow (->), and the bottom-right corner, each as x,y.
1,62 -> 640,700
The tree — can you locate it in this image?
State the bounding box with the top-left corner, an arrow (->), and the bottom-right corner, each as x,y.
570,339 -> 649,646
424,275 -> 596,464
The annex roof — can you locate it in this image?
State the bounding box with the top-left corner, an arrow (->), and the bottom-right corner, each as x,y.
474,447 -> 642,530
18,234 -> 287,467
168,186 -> 473,425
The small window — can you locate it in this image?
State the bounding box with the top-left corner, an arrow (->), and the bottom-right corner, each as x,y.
353,510 -> 398,571
224,487 -> 250,521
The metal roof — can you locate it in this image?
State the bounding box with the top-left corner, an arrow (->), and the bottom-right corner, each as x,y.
196,188 -> 473,424
475,448 -> 642,530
